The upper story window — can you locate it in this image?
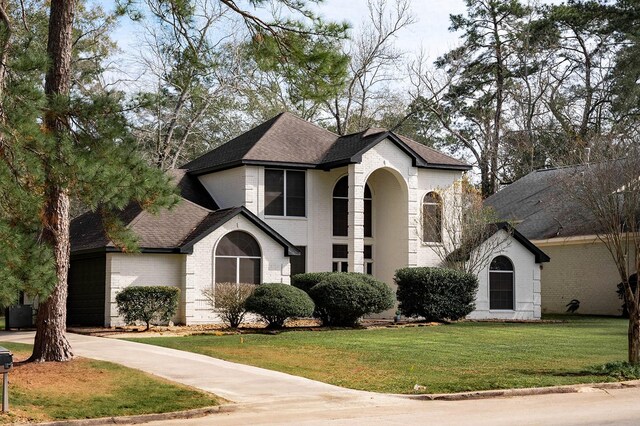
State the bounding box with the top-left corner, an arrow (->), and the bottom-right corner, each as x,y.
422,191 -> 442,243
265,169 -> 305,217
333,176 -> 372,237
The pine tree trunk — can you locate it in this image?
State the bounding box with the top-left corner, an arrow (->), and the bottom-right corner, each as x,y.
30,0 -> 76,363
628,305 -> 640,364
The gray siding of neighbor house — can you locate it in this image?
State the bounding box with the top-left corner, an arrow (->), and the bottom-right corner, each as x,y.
540,241 -> 633,316
67,254 -> 106,326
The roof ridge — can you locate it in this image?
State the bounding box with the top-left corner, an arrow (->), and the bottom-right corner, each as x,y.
281,111 -> 340,138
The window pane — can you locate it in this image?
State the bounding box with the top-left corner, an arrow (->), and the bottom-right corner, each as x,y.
333,176 -> 348,197
265,169 -> 284,215
341,262 -> 349,272
422,192 -> 442,243
332,244 -> 348,259
286,170 -> 306,216
366,262 -> 373,275
364,245 -> 372,259
215,257 -> 237,284
490,256 -> 513,271
333,198 -> 348,236
490,272 -> 514,309
422,203 -> 442,242
216,231 -> 261,257
290,246 -> 306,277
239,258 -> 261,284
332,262 -> 339,272
364,199 -> 372,237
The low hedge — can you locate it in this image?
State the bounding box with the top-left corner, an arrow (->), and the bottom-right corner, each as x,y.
115,286 -> 180,330
245,283 -> 315,329
309,273 -> 394,326
395,267 -> 478,322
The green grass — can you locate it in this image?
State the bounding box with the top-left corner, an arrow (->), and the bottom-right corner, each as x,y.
0,342 -> 219,424
128,315 -> 630,394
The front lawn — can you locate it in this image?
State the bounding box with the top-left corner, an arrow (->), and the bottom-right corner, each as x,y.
128,315 -> 630,394
0,342 -> 219,424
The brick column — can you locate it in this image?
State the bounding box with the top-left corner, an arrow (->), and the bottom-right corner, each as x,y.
348,164 -> 365,273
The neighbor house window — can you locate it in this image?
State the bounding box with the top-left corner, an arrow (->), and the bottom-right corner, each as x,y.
333,176 -> 372,237
364,245 -> 373,275
332,244 -> 348,272
422,192 -> 442,243
265,169 -> 305,216
489,256 -> 514,310
215,231 -> 261,284
290,246 -> 306,277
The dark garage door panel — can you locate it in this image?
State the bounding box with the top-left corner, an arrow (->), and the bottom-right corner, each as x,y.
67,255 -> 106,326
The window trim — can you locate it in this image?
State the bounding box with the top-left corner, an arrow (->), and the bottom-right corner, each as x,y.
488,255 -> 515,311
264,168 -> 306,218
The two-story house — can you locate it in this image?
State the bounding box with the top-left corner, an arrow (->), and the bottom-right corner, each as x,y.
68,112 -> 548,326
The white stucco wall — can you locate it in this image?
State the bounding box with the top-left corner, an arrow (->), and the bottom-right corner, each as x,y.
467,230 -> 542,320
105,253 -> 186,326
184,214 -> 291,324
198,166 -> 246,208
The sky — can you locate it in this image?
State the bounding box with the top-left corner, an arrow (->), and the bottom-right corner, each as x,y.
109,0 -> 469,60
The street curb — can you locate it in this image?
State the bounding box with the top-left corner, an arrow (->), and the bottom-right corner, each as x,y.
31,405 -> 235,426
403,379 -> 640,401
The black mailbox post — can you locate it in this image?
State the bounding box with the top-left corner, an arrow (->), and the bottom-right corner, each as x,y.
0,347 -> 12,412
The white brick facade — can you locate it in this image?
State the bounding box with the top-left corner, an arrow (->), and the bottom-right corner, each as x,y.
101,137 -> 544,325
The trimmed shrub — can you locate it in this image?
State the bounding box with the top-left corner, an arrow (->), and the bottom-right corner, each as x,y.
245,283 -> 315,329
115,286 -> 180,331
291,272 -> 335,294
395,267 -> 478,322
309,273 -> 394,326
202,282 -> 256,328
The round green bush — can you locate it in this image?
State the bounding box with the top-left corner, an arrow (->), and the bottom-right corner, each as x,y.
115,286 -> 180,330
291,272 -> 335,294
245,283 -> 315,328
395,267 -> 478,322
309,273 -> 394,326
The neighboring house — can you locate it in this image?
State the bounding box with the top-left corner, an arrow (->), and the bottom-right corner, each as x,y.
486,165 -> 633,316
68,112 -> 548,326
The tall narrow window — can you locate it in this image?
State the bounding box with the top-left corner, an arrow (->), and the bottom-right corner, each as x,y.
290,246 -> 306,277
422,192 -> 442,243
364,245 -> 373,275
332,244 -> 348,272
333,176 -> 372,237
333,177 -> 348,236
265,169 -> 305,217
215,231 -> 261,284
364,184 -> 372,238
489,256 -> 514,310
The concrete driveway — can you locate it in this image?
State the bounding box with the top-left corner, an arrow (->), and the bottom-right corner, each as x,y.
3,331 -> 640,425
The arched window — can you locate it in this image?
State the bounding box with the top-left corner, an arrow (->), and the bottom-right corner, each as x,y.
489,256 -> 514,310
215,231 -> 261,284
422,192 -> 442,243
332,176 -> 372,237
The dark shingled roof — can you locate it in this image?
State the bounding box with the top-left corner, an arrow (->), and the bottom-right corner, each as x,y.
447,222 -> 549,263
183,112 -> 470,174
71,174 -> 298,256
485,165 -> 600,240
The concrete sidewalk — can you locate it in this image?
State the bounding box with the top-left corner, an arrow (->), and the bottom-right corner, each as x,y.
0,331 -> 402,407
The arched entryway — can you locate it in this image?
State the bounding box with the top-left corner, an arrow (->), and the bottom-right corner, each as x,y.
364,167 -> 409,290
